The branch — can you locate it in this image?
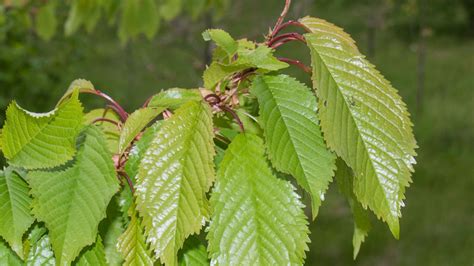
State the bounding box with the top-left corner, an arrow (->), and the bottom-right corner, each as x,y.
271,20 -> 310,37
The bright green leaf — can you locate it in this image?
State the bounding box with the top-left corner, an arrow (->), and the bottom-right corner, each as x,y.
118,107 -> 163,154
178,236 -> 209,266
74,236 -> 107,266
1,90 -> 83,169
203,44 -> 287,89
301,16 -> 417,237
0,239 -> 22,266
147,88 -> 202,110
29,126 -> 119,265
202,29 -> 238,58
35,1 -> 57,40
135,101 -> 215,265
117,203 -> 154,266
0,168 -> 34,258
251,74 -> 336,219
208,133 -> 310,265
335,158 -> 371,259
100,199 -> 125,266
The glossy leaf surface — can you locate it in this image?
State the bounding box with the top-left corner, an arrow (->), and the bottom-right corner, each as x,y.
251,74 -> 336,218
301,16 -> 416,236
135,101 -> 215,265
208,134 -> 309,265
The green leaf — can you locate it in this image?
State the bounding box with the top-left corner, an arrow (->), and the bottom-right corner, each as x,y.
251,74 -> 336,219
65,0 -> 102,35
1,90 -> 84,169
208,134 -> 309,265
147,88 -> 202,110
0,239 -> 22,266
118,107 -> 163,154
202,29 -> 238,58
159,0 -> 182,21
178,236 -> 209,266
0,168 -> 34,258
29,126 -> 119,265
100,199 -> 125,266
74,236 -> 107,266
59,79 -> 95,104
117,203 -> 154,266
119,0 -> 160,42
84,108 -> 121,154
335,158 -> 371,259
35,1 -> 57,40
301,16 -> 417,237
203,45 -> 288,89
124,121 -> 162,184
25,225 -> 55,266
135,101 -> 215,265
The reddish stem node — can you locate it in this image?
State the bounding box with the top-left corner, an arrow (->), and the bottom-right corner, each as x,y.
271,20 -> 310,37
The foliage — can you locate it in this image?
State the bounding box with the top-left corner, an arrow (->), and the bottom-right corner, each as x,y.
2,0 -> 230,43
0,1 -> 417,265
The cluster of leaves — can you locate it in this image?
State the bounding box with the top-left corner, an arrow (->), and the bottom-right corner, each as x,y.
0,4 -> 416,266
3,0 -> 229,42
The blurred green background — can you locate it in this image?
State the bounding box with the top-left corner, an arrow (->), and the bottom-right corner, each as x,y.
1,0 -> 473,265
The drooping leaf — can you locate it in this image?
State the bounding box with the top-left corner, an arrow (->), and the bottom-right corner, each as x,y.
178,236 -> 209,266
84,108 -> 121,154
0,168 -> 34,258
1,90 -> 83,169
159,0 -> 182,21
29,126 -> 119,265
202,29 -> 238,58
117,203 -> 154,266
135,101 -> 215,265
301,16 -> 417,237
74,236 -> 107,266
65,0 -> 102,36
147,88 -> 202,110
35,0 -> 57,40
118,107 -> 163,154
251,74 -> 336,219
24,225 -> 55,266
208,134 -> 310,265
0,239 -> 22,266
119,0 -> 160,42
203,44 -> 288,89
124,121 -> 162,184
335,158 -> 371,259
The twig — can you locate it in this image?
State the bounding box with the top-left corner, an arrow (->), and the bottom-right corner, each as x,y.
79,89 -> 129,122
277,57 -> 311,73
268,0 -> 292,42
